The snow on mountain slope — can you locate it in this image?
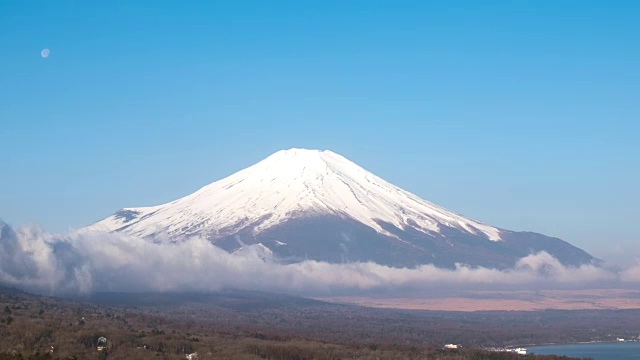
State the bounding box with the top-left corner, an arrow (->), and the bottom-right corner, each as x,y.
86,149 -> 502,243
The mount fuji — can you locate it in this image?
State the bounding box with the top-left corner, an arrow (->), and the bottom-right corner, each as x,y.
85,149 -> 595,268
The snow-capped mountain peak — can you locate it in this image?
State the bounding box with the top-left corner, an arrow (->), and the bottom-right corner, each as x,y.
87,148 -> 501,242
85,148 -> 595,268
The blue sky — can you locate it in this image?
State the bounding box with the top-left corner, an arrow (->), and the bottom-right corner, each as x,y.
1,1 -> 638,264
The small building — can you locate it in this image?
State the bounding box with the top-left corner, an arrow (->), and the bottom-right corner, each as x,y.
97,337 -> 107,351
487,346 -> 526,355
444,344 -> 459,349
513,348 -> 527,355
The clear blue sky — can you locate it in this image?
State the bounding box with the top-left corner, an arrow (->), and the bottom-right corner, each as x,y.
1,1 -> 638,264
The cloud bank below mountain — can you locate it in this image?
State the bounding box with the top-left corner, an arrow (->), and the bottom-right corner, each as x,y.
0,223 -> 635,297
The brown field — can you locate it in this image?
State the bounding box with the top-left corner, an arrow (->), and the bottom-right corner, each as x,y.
317,289 -> 640,311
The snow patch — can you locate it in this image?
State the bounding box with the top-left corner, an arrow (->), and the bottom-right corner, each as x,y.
232,243 -> 274,261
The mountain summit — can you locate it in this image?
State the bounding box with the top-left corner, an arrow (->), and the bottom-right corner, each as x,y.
86,149 -> 594,268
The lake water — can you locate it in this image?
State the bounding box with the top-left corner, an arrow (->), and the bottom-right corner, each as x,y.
529,342 -> 640,360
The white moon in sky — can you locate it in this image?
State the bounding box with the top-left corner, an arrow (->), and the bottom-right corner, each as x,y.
41,49 -> 50,58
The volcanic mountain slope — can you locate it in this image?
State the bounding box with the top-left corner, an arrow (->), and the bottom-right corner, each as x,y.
85,149 -> 595,268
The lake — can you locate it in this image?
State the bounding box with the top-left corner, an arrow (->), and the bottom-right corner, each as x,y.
529,342 -> 640,360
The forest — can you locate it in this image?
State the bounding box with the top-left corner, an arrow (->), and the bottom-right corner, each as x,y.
1,286 -> 631,359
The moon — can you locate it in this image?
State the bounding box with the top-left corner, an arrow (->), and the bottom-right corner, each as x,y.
40,49 -> 50,59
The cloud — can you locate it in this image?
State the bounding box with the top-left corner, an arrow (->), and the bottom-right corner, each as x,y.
620,261 -> 640,282
0,223 -> 630,296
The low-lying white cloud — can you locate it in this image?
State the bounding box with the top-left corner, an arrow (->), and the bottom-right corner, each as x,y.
0,223 -> 634,296
620,261 -> 640,283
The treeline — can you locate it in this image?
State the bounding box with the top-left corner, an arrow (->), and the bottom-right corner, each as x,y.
0,348 -> 593,360
0,288 -> 619,359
